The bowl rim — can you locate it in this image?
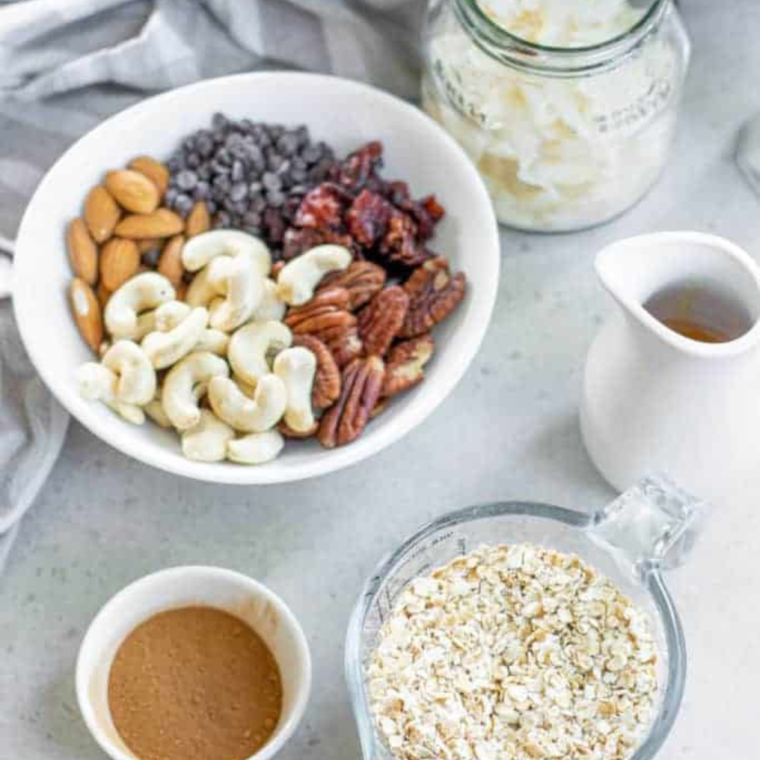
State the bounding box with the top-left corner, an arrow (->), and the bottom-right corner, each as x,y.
344,500 -> 686,760
75,565 -> 312,760
12,71 -> 500,485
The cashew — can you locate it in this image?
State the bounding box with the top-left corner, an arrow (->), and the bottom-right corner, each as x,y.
77,363 -> 145,424
144,396 -> 173,428
228,321 -> 292,387
208,374 -> 287,433
195,329 -> 230,356
276,245 -> 352,306
161,351 -> 230,431
182,230 -> 271,276
104,272 -> 175,339
181,410 -> 235,462
154,300 -> 192,331
208,252 -> 264,331
141,307 -> 209,369
186,255 -> 232,307
232,374 -> 257,398
101,340 -> 156,405
251,278 -> 286,322
273,347 -> 317,433
227,430 -> 284,465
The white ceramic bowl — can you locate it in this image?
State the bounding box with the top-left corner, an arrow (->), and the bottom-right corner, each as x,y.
12,72 -> 499,484
76,566 -> 311,760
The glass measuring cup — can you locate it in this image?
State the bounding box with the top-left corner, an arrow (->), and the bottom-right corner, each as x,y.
346,476 -> 705,760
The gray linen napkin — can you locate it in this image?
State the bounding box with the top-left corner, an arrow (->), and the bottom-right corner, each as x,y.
0,0 -> 424,569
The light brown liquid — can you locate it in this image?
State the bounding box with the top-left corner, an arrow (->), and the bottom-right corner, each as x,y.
108,606 -> 282,760
645,284 -> 751,344
660,317 -> 731,343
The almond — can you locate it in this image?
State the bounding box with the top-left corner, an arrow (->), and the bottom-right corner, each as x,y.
70,278 -> 103,353
115,208 -> 184,239
186,201 -> 210,238
158,234 -> 185,286
128,156 -> 170,196
97,280 -> 111,310
84,185 -> 121,243
66,218 -> 98,284
100,237 -> 140,290
175,281 -> 188,302
105,169 -> 160,214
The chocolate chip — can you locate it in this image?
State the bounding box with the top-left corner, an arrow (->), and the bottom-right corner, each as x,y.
141,248 -> 161,268
175,194 -> 194,216
302,144 -> 322,164
243,211 -> 261,228
197,135 -> 214,157
277,133 -> 299,157
230,182 -> 248,202
262,172 -> 282,192
231,160 -> 245,182
212,175 -> 232,193
194,181 -> 211,200
211,160 -> 230,176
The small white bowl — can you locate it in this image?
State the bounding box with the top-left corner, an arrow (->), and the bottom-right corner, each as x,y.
11,72 -> 499,484
76,566 -> 312,760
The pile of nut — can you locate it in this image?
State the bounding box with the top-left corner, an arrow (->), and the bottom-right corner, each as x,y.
66,128 -> 467,463
369,544 -> 659,760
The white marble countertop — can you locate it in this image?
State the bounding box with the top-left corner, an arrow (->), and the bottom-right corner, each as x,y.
2,1 -> 760,758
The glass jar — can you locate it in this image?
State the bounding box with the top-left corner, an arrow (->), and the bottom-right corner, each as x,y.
421,0 -> 691,232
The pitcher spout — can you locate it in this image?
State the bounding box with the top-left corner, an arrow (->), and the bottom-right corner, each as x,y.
595,231 -> 760,356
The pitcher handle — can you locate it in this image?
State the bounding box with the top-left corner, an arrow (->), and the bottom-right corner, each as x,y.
0,235 -> 14,301
587,474 -> 708,576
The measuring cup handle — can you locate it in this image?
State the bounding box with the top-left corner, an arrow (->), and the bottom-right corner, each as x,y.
588,473 -> 708,575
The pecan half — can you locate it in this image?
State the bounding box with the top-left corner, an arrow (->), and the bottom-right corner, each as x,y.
399,257 -> 466,338
357,286 -> 409,357
382,334 -> 435,397
320,261 -> 386,311
370,399 -> 388,420
318,356 -> 385,448
293,334 -> 341,409
285,287 -> 355,335
325,326 -> 363,368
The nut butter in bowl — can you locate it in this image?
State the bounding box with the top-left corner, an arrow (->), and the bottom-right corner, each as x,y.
76,566 -> 311,760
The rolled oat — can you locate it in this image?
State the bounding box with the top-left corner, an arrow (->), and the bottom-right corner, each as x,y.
368,543 -> 658,760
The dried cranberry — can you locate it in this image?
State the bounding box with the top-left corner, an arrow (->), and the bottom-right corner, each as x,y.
345,190 -> 395,247
380,213 -> 431,268
263,207 -> 287,244
333,141 -> 384,192
295,183 -> 350,229
282,227 -> 356,260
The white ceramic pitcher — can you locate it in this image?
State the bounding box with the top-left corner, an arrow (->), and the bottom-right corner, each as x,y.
581,231 -> 760,504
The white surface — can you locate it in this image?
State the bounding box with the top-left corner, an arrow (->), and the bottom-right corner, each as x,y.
12,73 -> 499,484
2,2 -> 760,759
76,566 -> 311,760
582,231 -> 760,504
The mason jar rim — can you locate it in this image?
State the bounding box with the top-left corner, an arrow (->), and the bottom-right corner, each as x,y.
454,0 -> 672,75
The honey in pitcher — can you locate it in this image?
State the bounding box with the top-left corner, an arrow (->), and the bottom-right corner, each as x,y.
645,283 -> 752,344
